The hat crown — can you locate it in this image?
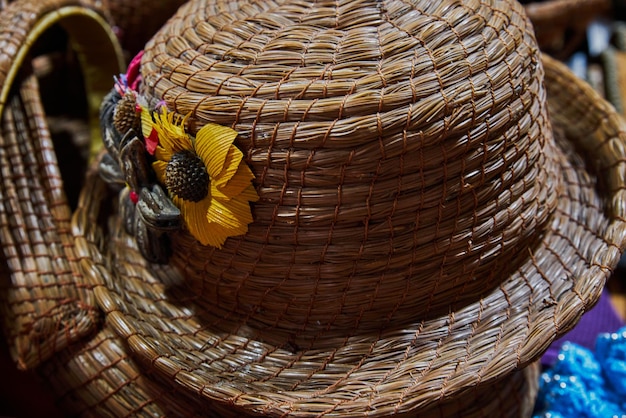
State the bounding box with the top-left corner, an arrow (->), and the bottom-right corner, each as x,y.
137,0 -> 558,347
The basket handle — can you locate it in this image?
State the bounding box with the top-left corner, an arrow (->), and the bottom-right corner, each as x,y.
0,0 -> 124,155
0,0 -> 123,369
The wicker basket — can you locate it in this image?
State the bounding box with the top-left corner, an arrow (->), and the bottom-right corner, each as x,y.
0,0 -> 123,369
1,0 -> 626,417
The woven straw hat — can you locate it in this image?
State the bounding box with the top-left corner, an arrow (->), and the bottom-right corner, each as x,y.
87,0 -> 626,415
4,0 -> 625,416
91,0 -> 626,415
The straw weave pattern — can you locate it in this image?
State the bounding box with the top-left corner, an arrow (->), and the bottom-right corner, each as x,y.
139,0 -> 559,348
1,0 -> 625,416
83,0 -> 626,415
90,118 -> 619,415
0,72 -> 99,370
0,0 -> 123,369
52,160 -> 540,417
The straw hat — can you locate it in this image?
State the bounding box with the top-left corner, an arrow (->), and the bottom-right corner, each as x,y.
3,0 -> 625,416
90,0 -> 626,415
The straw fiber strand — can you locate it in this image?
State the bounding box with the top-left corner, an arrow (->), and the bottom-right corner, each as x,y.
0,0 -> 122,369
414,361 -> 539,418
84,0 -> 626,416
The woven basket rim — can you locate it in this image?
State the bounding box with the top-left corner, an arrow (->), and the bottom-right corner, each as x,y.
39,319 -> 541,416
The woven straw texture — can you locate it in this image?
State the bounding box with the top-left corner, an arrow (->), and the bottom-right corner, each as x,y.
140,0 -> 559,348
0,0 -> 123,369
34,164 -> 540,417
85,0 -> 626,416
0,0 -> 625,416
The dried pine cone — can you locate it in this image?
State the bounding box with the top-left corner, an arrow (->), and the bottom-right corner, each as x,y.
113,90 -> 141,134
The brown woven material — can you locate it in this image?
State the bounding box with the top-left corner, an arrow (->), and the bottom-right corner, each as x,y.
81,0 -> 626,416
139,0 -> 559,344
0,0 -> 124,369
1,0 -> 626,416
43,166 -> 541,417
417,361 -> 539,418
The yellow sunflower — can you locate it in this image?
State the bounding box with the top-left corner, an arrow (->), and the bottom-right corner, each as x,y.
146,108 -> 258,248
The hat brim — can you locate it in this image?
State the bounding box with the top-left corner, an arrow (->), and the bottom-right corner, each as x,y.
83,54 -> 626,416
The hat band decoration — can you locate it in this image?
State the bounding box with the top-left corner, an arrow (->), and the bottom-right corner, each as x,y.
99,51 -> 258,262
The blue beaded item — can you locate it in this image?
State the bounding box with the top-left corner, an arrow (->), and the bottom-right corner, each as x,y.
533,326 -> 626,417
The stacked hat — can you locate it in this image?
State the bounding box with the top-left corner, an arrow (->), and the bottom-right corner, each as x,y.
1,0 -> 626,416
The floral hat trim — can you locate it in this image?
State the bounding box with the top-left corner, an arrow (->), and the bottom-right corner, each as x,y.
99,51 -> 258,261
145,108 -> 258,248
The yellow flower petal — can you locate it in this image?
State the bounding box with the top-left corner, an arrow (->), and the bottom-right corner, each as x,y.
140,106 -> 153,140
153,119 -> 257,249
172,194 -> 216,246
153,109 -> 192,154
239,184 -> 260,203
195,123 -> 238,178
154,145 -> 172,163
152,160 -> 168,185
214,146 -> 244,185
214,162 -> 256,199
203,222 -> 238,249
207,197 -> 254,231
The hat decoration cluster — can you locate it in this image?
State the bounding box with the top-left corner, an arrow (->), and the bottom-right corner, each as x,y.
99,51 -> 258,263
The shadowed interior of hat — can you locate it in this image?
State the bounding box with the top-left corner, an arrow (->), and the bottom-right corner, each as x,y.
113,0 -> 566,350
